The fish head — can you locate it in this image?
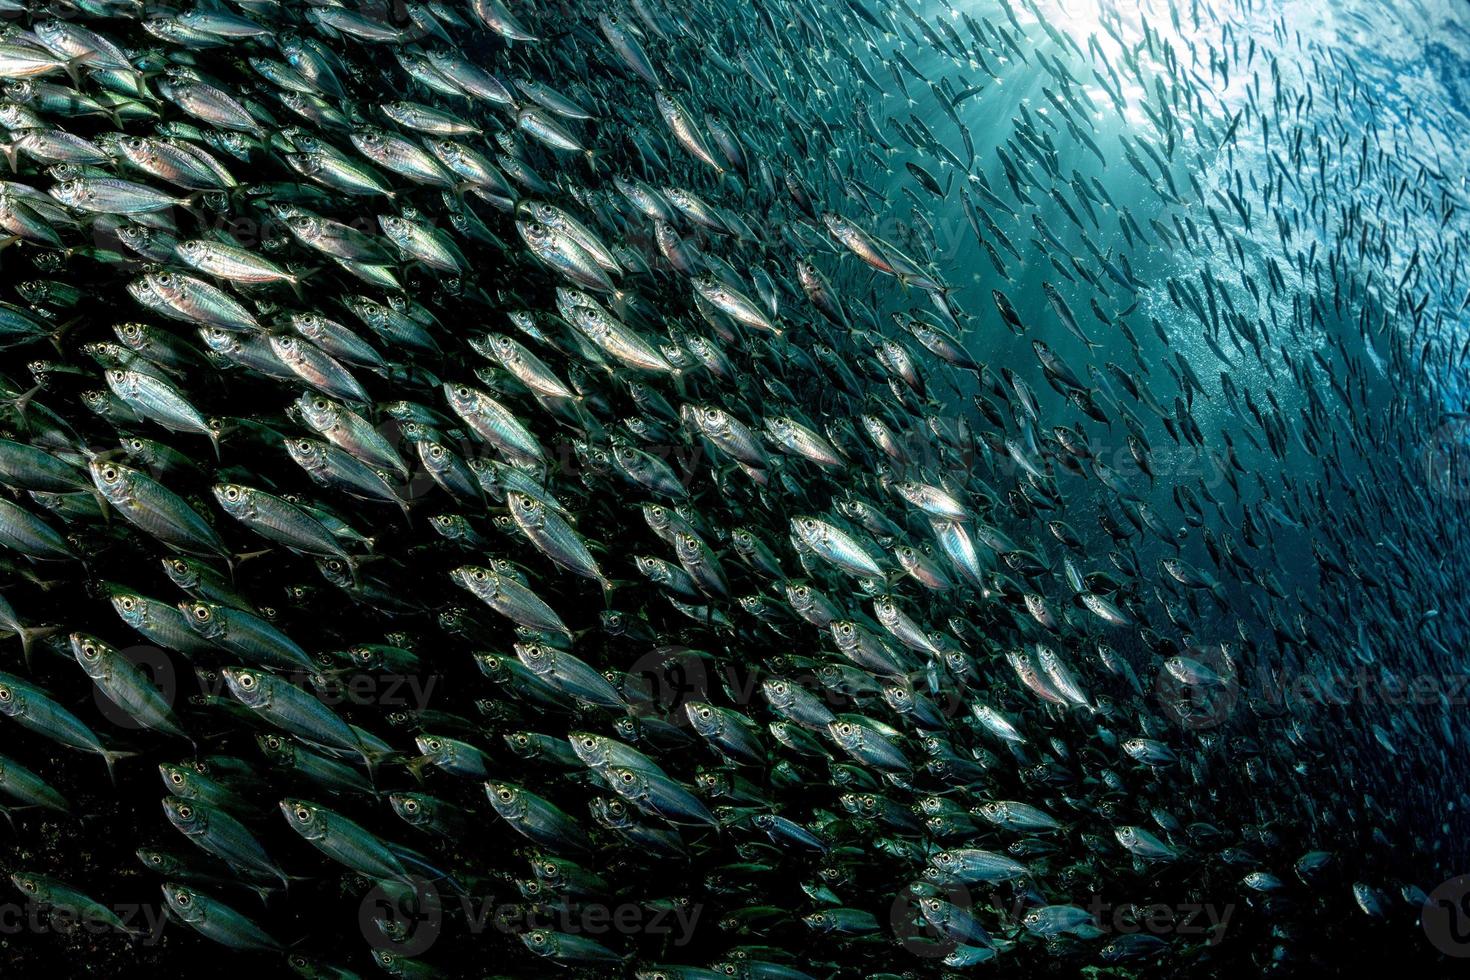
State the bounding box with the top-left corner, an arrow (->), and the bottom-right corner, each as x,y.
514,220 -> 552,250
116,318 -> 159,352
160,795 -> 206,834
0,674 -> 28,718
88,457 -> 135,502
68,632 -> 109,673
256,733 -> 293,764
135,849 -> 176,874
829,620 -> 859,650
161,882 -> 202,923
211,483 -> 254,518
682,700 -> 722,737
567,732 -> 610,769
513,642 -> 554,676
280,798 -> 327,840
414,733 -> 449,762
8,872 -> 43,899
175,239 -> 207,262
283,437 -> 325,471
221,665 -> 270,706
178,600 -> 225,639
388,793 -> 429,827
485,781 -> 526,820
158,763 -> 196,796
827,719 -> 863,750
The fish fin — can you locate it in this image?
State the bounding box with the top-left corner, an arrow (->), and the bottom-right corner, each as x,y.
101,747 -> 138,786
404,754 -> 432,783
14,625 -> 59,671
286,266 -> 322,302
60,55 -> 90,89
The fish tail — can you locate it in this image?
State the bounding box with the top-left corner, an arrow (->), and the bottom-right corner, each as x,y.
16,625 -> 59,671
101,748 -> 137,786
404,754 -> 432,783
61,55 -> 89,89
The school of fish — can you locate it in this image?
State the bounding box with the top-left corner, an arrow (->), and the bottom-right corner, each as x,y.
0,0 -> 1463,975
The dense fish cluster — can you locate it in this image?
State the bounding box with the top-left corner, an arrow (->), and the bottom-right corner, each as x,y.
0,0 -> 1464,975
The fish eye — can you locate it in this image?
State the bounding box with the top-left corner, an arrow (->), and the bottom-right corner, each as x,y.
619,771 -> 634,783
240,675 -> 254,688
0,687 -> 10,701
178,805 -> 192,818
497,788 -> 512,801
176,892 -> 191,906
403,800 -> 417,812
170,772 -> 183,784
295,806 -> 311,821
